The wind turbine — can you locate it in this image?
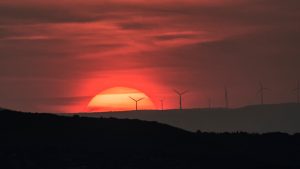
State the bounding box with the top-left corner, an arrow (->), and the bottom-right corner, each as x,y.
257,81 -> 269,105
293,80 -> 300,104
129,97 -> 144,111
208,98 -> 212,109
174,89 -> 188,110
160,99 -> 164,111
224,86 -> 229,109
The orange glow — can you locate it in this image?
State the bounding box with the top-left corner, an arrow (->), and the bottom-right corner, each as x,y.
87,87 -> 155,112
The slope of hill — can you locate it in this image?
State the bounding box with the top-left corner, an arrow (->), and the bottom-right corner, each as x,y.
0,109 -> 191,144
1,109 -> 300,169
76,103 -> 300,133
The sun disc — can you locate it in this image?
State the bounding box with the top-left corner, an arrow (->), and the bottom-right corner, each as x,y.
87,87 -> 155,112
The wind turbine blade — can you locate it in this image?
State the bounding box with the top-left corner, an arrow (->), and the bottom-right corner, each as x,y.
137,98 -> 144,102
129,96 -> 137,102
181,90 -> 189,95
173,89 -> 180,95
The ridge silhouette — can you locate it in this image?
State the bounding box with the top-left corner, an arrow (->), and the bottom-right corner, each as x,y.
77,103 -> 300,134
1,109 -> 300,169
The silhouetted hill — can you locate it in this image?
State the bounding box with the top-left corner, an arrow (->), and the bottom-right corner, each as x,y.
1,109 -> 300,169
0,109 -> 191,144
76,103 -> 300,133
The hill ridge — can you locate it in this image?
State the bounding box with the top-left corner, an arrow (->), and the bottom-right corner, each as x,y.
70,103 -> 300,133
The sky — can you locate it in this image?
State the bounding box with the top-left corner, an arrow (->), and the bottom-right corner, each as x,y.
0,0 -> 300,113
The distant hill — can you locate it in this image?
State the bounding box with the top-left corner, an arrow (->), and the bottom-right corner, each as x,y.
74,103 -> 300,133
1,109 -> 300,169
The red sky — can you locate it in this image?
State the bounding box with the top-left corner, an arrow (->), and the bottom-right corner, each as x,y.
0,0 -> 300,112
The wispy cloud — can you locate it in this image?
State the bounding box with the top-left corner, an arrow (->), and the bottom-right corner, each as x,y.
0,0 -> 299,112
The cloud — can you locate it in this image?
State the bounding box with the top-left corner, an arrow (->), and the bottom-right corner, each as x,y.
0,0 -> 299,112
154,33 -> 199,41
118,22 -> 157,30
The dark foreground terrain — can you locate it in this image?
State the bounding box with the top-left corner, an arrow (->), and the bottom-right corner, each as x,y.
1,109 -> 300,169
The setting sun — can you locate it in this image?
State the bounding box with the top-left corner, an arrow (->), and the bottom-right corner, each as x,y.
87,87 -> 155,112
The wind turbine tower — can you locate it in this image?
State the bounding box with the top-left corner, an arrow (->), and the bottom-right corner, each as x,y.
257,81 -> 268,105
160,99 -> 164,111
129,97 -> 144,111
294,80 -> 300,104
174,89 -> 188,110
224,86 -> 229,109
208,98 -> 212,109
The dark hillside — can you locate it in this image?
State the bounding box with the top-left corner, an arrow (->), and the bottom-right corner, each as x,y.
1,109 -> 300,169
